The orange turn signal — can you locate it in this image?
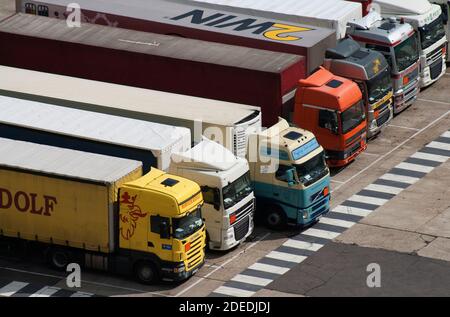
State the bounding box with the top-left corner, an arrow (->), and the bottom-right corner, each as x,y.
323,187 -> 329,197
230,214 -> 237,225
185,242 -> 191,252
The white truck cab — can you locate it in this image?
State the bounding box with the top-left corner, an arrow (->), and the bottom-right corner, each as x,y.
429,0 -> 450,61
170,138 -> 255,251
374,0 -> 447,87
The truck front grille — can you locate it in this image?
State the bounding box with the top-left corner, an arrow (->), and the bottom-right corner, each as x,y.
186,233 -> 204,270
430,58 -> 443,80
374,98 -> 390,114
376,109 -> 391,128
233,216 -> 250,241
426,44 -> 445,65
233,199 -> 254,224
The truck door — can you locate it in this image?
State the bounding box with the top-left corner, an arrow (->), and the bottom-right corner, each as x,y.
200,186 -> 221,246
148,215 -> 172,261
273,165 -> 299,212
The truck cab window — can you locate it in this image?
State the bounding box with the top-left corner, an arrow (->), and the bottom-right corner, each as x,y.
201,186 -> 218,205
319,110 -> 338,134
365,44 -> 393,68
275,165 -> 295,182
150,215 -> 169,234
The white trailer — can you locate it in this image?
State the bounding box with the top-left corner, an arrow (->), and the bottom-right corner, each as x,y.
0,96 -> 255,251
187,0 -> 363,39
0,66 -> 261,158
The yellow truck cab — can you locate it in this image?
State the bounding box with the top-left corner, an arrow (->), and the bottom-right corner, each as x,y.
120,169 -> 206,283
0,138 -> 205,284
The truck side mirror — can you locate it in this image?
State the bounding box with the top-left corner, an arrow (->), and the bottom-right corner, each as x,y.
159,219 -> 170,239
213,189 -> 221,211
286,168 -> 297,187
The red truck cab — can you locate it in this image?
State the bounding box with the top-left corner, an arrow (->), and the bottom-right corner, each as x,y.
293,68 -> 367,167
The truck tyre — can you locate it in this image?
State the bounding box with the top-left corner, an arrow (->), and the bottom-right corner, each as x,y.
134,261 -> 159,285
49,249 -> 70,271
264,206 -> 287,230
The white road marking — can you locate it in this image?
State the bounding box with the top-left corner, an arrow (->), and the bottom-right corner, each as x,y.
231,274 -> 272,287
29,286 -> 61,297
320,217 -> 355,228
248,263 -> 290,275
175,232 -> 271,297
283,239 -> 324,252
365,183 -> 404,195
347,194 -> 389,206
265,251 -> 307,263
70,291 -> 94,297
0,281 -> 28,297
332,205 -> 372,217
301,228 -> 340,240
332,110 -> 450,193
442,131 -> 450,138
388,124 -> 420,131
396,162 -> 434,173
380,173 -> 420,185
417,98 -> 450,105
213,286 -> 255,297
411,151 -> 448,163
427,141 -> 450,151
0,266 -> 167,297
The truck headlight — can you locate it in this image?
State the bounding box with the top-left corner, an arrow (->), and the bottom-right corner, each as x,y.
174,265 -> 185,273
370,120 -> 377,130
302,211 -> 308,220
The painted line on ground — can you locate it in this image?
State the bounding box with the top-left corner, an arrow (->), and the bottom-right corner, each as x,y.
208,129 -> 450,297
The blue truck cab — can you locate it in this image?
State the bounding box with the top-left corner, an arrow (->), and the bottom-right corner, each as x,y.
248,118 -> 331,229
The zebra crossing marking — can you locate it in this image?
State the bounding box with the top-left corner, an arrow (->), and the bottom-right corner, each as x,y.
265,251 -> 307,264
231,274 -> 273,287
0,281 -> 28,297
0,280 -> 96,297
29,286 -> 61,297
210,130 -> 450,297
213,286 -> 255,297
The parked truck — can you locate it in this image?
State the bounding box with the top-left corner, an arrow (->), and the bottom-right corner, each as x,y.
429,0 -> 450,61
186,0 -> 393,138
248,118 -> 331,229
0,96 -> 255,251
0,137 -> 206,284
294,68 -> 368,167
15,0 -> 336,75
0,65 -> 262,158
347,9 -> 421,113
368,0 -> 447,87
0,13 -> 306,127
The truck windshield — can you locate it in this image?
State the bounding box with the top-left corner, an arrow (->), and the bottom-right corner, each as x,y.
341,100 -> 365,134
394,34 -> 419,72
173,208 -> 203,240
223,172 -> 252,209
419,16 -> 446,50
294,152 -> 328,187
367,68 -> 392,104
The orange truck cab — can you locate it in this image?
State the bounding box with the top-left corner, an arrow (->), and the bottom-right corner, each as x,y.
294,68 -> 368,167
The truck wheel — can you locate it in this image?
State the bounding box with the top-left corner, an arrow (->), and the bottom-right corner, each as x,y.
264,206 -> 287,230
50,249 -> 70,271
134,261 -> 159,285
